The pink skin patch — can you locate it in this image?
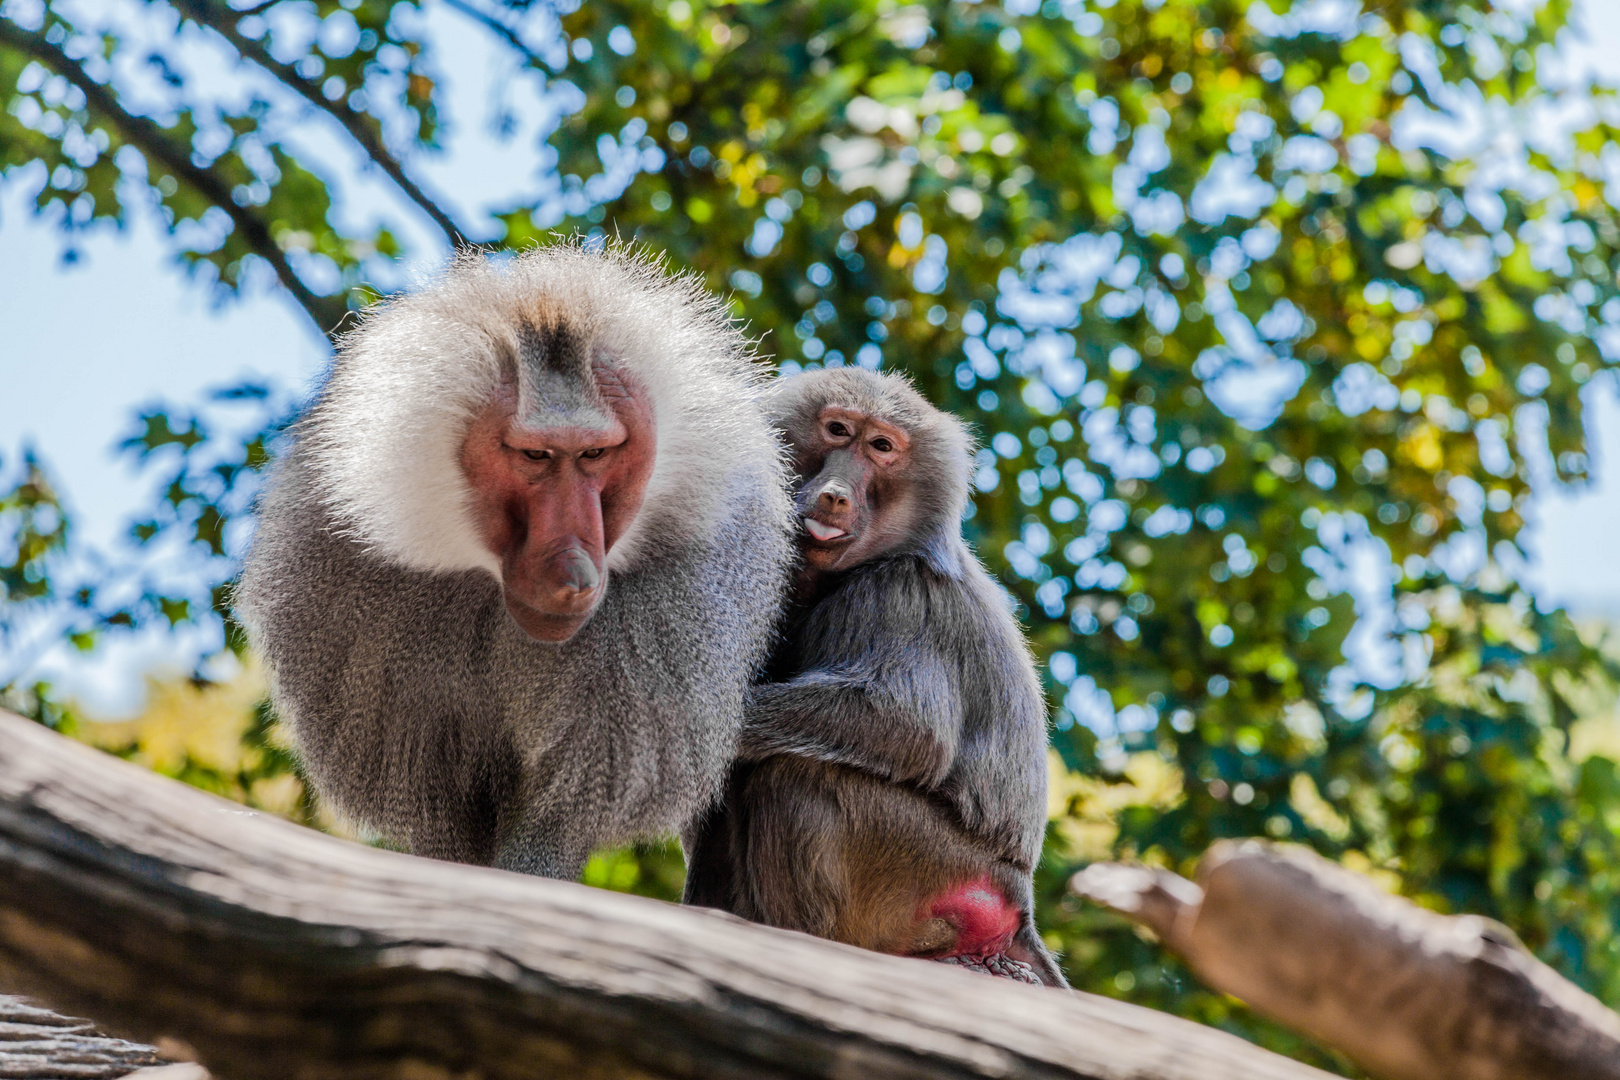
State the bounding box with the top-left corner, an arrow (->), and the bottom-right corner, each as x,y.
920,876 -> 1021,958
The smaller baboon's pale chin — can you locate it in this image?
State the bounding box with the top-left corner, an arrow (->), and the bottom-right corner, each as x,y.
800,512 -> 859,574
803,540 -> 856,573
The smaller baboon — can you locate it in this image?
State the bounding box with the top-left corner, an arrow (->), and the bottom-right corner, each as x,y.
685,367 -> 1065,987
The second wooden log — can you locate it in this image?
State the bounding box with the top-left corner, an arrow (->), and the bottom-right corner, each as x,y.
1074,840 -> 1620,1080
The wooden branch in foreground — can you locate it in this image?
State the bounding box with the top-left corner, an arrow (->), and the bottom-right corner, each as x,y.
1073,840 -> 1620,1080
0,994 -> 166,1078
0,711 -> 1332,1080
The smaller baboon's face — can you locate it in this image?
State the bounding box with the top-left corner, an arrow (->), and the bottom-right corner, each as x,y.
792,405 -> 915,573
460,363 -> 655,643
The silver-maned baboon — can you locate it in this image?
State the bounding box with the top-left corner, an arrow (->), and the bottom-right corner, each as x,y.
237,243 -> 794,878
684,367 -> 1066,987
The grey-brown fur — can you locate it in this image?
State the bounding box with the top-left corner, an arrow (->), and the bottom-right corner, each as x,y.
684,367 -> 1064,986
236,244 -> 794,877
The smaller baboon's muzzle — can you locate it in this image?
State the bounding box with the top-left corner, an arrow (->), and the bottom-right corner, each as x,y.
798,455 -> 866,540
815,480 -> 853,514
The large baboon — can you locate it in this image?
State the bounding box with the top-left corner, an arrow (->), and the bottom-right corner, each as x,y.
237,244 -> 794,878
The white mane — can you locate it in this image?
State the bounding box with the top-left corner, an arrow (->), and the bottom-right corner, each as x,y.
301,241 -> 780,577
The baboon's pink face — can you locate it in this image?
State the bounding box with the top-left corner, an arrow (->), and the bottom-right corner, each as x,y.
460,364 -> 655,643
794,405 -> 912,573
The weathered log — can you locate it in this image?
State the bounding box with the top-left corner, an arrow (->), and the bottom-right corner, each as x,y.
0,995 -> 166,1079
0,710 -> 1331,1080
1073,839 -> 1620,1080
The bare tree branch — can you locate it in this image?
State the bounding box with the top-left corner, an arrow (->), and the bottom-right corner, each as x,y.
0,16 -> 350,339
169,0 -> 470,248
441,0 -> 554,72
1073,842 -> 1620,1080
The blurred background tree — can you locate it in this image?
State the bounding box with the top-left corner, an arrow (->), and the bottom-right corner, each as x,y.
6,0 -> 1620,1069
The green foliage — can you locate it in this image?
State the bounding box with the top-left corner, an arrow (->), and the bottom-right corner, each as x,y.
0,0 -> 433,326
0,449 -> 68,607
0,450 -> 92,731
0,389 -> 291,709
581,839 -> 688,901
1337,589 -> 1620,1001
115,386 -> 295,657
9,0 -> 1620,1067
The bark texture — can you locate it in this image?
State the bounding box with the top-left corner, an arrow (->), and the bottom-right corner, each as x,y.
1073,839 -> 1620,1080
0,710 -> 1331,1080
0,995 -> 166,1079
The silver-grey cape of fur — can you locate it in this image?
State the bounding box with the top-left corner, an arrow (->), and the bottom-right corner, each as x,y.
236,245 -> 794,878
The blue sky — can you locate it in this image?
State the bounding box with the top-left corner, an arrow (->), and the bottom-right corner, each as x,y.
3,0 -> 1620,712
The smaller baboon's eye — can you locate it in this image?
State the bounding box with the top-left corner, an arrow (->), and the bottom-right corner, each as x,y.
580,447 -> 606,460
870,437 -> 893,453
521,449 -> 552,462
827,421 -> 851,438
